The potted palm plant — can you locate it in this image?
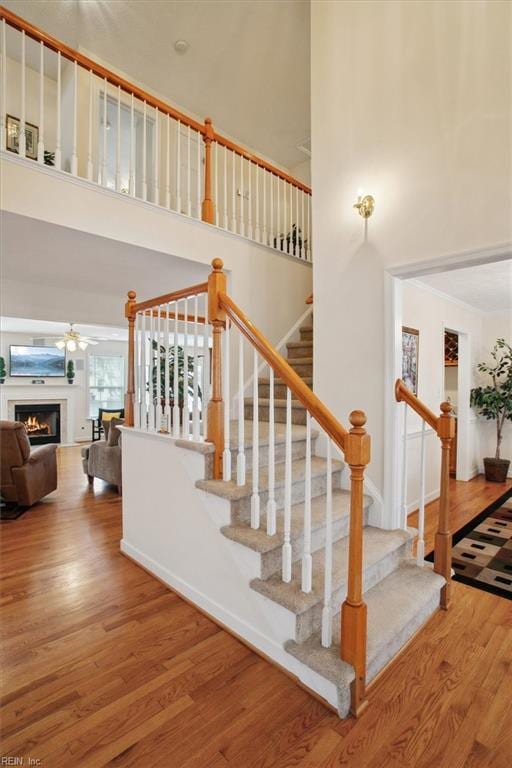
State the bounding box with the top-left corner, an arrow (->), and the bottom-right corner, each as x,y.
150,341 -> 202,423
470,338 -> 512,482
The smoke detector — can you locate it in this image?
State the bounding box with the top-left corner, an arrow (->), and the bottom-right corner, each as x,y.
174,40 -> 189,54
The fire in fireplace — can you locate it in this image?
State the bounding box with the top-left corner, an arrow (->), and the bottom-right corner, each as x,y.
14,403 -> 61,445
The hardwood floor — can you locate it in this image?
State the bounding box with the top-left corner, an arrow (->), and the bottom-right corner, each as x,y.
1,447 -> 511,767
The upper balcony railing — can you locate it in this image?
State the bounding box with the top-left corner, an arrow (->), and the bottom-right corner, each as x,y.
0,6 -> 312,261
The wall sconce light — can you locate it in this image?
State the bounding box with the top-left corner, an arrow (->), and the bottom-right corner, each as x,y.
353,193 -> 375,219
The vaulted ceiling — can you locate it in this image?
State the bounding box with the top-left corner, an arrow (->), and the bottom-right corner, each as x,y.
4,0 -> 310,170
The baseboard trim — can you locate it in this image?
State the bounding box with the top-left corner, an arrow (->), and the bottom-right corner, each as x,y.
120,539 -> 340,714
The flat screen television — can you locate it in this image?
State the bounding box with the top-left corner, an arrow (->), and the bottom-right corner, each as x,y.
9,345 -> 66,377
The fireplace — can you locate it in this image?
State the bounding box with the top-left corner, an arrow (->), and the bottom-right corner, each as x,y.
15,403 -> 61,445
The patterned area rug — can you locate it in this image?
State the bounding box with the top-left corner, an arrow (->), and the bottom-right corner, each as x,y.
450,493 -> 512,599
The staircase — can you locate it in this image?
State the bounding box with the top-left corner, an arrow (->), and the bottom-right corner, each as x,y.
122,262 -> 452,718
195,312 -> 445,717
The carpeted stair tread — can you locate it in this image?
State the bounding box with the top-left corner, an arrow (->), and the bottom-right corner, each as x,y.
225,420 -> 317,448
196,456 -> 344,502
251,527 -> 414,615
245,397 -> 307,411
285,562 -> 445,686
221,489 -> 372,554
258,376 -> 313,387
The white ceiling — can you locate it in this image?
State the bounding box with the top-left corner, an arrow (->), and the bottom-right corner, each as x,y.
1,316 -> 127,341
4,0 -> 310,170
415,259 -> 512,313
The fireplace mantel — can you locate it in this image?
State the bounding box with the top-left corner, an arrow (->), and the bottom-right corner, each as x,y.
0,383 -> 80,445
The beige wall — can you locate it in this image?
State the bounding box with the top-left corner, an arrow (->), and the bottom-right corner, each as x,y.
311,0 -> 511,495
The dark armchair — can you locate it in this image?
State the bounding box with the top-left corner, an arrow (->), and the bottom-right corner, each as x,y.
91,407 -> 125,441
0,421 -> 58,507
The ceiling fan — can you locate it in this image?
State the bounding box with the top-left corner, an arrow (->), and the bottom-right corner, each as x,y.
54,324 -> 99,352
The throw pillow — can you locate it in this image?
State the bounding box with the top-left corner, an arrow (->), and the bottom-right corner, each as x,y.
107,417 -> 125,447
101,411 -> 121,422
101,419 -> 112,440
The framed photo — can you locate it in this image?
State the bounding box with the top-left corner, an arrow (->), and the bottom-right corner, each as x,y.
6,114 -> 38,160
402,326 -> 419,395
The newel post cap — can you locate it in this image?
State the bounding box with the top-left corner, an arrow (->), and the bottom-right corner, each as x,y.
211,258 -> 224,272
437,401 -> 455,439
345,410 -> 371,467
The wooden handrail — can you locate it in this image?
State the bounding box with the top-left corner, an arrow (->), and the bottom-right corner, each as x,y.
130,283 -> 209,316
0,6 -> 205,134
395,379 -> 438,431
212,133 -> 312,195
0,5 -> 311,195
218,289 -> 347,453
395,378 -> 454,610
306,294 -> 313,305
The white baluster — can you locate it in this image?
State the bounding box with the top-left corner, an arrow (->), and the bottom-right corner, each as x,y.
101,78 -> 107,185
37,42 -> 44,163
129,93 -> 135,195
187,125 -> 191,216
301,412 -> 313,592
254,163 -> 260,242
153,107 -> 159,204
282,388 -> 293,582
134,312 -> 140,429
202,293 -> 210,439
417,420 -> 426,564
401,403 -> 408,530
231,150 -> 236,231
239,153 -> 244,236
321,439 -> 333,648
158,305 -> 164,429
214,141 -> 219,226
266,367 -> 277,536
269,172 -> 274,248
142,100 -> 147,200
1,19 -> 6,151
300,190 -> 305,259
236,332 -> 246,486
289,183 -> 293,254
71,61 -> 78,176
172,300 -> 180,437
276,175 -> 281,251
196,128 -> 201,219
114,84 -> 120,190
87,69 -> 93,181
183,297 -> 190,437
223,145 -> 228,230
295,186 -> 299,257
148,309 -> 155,430
262,167 -> 267,245
306,193 -> 311,260
19,31 -> 26,158
247,160 -> 253,240
55,52 -> 62,169
250,348 -> 260,529
223,319 -> 231,480
165,115 -> 171,208
165,302 -> 171,431
176,120 -> 181,212
141,310 -> 147,430
193,295 -> 200,440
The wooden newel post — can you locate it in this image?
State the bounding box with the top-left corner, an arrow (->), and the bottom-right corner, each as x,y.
340,410 -> 371,717
202,117 -> 215,224
124,290 -> 137,427
207,258 -> 226,478
435,401 -> 455,609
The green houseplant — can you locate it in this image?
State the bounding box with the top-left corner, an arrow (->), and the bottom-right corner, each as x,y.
470,338 -> 512,482
66,360 -> 75,384
0,356 -> 5,384
150,340 -> 202,410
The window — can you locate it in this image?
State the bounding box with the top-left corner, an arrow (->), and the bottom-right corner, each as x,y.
98,94 -> 154,199
88,355 -> 125,417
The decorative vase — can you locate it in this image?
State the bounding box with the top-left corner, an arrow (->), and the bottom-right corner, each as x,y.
483,457 -> 510,483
